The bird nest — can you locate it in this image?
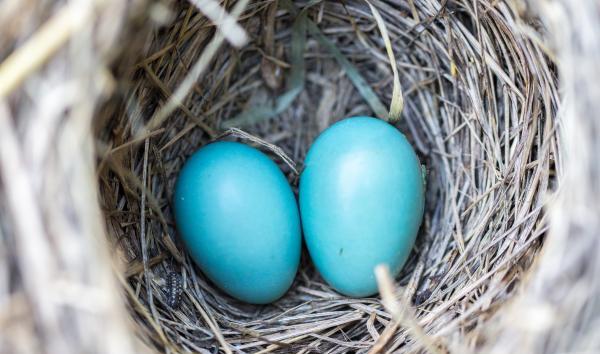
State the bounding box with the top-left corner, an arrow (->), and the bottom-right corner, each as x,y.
3,0 -> 582,353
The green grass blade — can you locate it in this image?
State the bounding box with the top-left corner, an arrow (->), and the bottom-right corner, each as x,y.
221,2 -> 308,128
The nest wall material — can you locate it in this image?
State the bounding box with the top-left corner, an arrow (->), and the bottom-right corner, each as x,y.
0,0 -> 598,353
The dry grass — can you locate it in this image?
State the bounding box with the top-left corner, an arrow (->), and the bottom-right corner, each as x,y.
3,0 -> 597,353
94,0 -> 558,352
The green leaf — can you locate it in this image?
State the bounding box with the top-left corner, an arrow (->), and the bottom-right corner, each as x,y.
308,23 -> 389,120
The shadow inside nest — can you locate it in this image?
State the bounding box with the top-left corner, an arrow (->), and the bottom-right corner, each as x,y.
95,0 -> 559,353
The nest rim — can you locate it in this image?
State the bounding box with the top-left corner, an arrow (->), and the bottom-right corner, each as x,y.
95,1 -> 559,353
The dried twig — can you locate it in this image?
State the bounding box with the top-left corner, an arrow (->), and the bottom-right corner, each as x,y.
0,0 -> 566,353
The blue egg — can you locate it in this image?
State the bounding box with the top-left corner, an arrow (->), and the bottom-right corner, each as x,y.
299,117 -> 425,297
173,141 -> 301,304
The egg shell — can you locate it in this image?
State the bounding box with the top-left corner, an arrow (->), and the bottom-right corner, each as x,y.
173,141 -> 301,304
299,116 -> 425,297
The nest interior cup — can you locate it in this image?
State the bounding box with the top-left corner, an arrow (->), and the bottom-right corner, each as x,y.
90,0 -> 559,353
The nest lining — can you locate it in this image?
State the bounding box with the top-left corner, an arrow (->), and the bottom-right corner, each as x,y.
95,0 -> 559,353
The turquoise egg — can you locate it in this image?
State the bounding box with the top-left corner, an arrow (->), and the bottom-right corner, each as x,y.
173,141 -> 301,304
299,117 -> 425,297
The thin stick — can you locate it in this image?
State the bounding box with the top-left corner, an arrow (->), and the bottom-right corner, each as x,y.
375,265 -> 444,354
0,3 -> 93,98
0,103 -> 65,353
137,0 -> 250,137
188,0 -> 248,47
139,138 -> 161,329
187,291 -> 234,354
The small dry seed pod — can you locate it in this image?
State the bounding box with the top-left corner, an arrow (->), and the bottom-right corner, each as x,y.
166,271 -> 183,308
